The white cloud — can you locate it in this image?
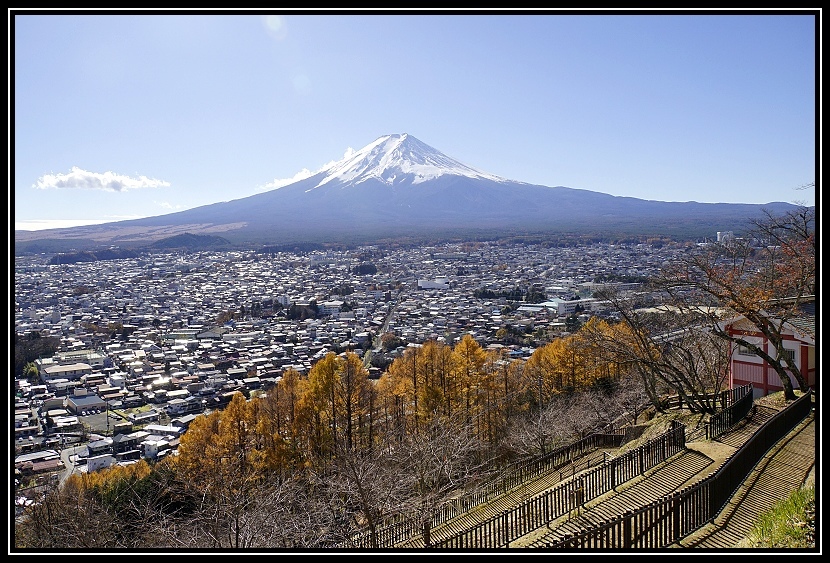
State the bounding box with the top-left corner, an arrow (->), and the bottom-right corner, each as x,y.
33,166 -> 170,192
259,147 -> 358,191
259,168 -> 315,191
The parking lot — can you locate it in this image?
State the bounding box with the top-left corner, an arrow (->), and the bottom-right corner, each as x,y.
79,408 -> 125,435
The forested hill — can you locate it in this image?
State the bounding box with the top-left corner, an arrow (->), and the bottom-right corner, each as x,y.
48,248 -> 139,265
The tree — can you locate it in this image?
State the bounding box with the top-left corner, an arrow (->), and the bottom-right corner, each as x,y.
335,351 -> 373,452
501,395 -> 571,458
298,353 -> 339,461
174,393 -> 277,548
452,334 -> 487,427
393,414 -> 493,548
14,332 -> 59,376
326,447 -> 413,548
523,331 -> 598,401
23,361 -> 40,383
652,206 -> 814,400
574,385 -> 625,436
524,340 -> 564,404
257,367 -> 305,476
380,331 -> 405,352
524,288 -> 546,303
353,263 -> 377,275
15,472 -> 115,549
15,459 -> 195,550
375,362 -> 414,445
565,314 -> 582,333
586,288 -> 729,414
613,372 -> 654,426
414,340 -> 455,423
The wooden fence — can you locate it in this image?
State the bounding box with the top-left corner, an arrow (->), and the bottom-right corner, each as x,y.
346,430 -> 626,549
431,422 -> 687,549
346,384 -> 757,549
661,385 -> 750,412
705,384 -> 754,440
544,389 -> 813,549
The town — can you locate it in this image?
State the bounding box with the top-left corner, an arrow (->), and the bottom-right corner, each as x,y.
9,237 -> 736,485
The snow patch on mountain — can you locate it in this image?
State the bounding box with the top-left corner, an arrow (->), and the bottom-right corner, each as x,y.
311,133 -> 509,191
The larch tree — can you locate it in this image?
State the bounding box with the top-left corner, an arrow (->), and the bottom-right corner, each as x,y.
256,367 -> 306,477
175,409 -> 224,494
194,391 -> 261,548
414,339 -> 453,423
335,351 -> 373,452
451,334 -> 487,427
375,356 -> 414,443
298,352 -> 340,461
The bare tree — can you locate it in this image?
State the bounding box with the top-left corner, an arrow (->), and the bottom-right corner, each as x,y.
653,206 -> 814,400
14,477 -> 114,549
574,387 -> 626,435
500,395 -> 574,459
588,287 -> 729,414
393,413 -> 493,548
612,371 -> 654,426
325,447 -> 414,548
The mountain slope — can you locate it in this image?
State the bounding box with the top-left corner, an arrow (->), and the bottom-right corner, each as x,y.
14,133 -> 801,249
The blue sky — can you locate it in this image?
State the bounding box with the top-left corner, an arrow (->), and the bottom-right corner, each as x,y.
11,9 -> 818,231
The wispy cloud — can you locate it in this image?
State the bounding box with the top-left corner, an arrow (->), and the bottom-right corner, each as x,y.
155,201 -> 184,210
259,147 -> 357,191
260,168 -> 316,191
33,166 -> 170,192
15,216 -> 143,231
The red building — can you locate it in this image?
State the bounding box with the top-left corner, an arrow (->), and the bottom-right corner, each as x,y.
721,298 -> 816,398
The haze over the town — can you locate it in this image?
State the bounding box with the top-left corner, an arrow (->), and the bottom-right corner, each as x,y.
12,10 -> 817,231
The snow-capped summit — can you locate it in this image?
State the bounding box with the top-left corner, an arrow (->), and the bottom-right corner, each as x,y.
313,133 -> 508,189
16,131 -> 801,250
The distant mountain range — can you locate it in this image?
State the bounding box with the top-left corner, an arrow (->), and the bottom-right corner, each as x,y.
15,133 -> 802,252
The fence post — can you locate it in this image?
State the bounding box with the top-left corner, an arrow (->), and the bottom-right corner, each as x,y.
562,533 -> 572,549
672,491 -> 681,545
639,446 -> 644,474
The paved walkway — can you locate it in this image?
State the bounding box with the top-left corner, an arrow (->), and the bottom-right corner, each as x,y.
511,404 -> 779,547
670,410 -> 816,549
377,398 -> 815,550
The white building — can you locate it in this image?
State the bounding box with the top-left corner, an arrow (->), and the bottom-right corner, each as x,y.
320,300 -> 344,316
41,362 -> 93,383
418,279 -> 449,290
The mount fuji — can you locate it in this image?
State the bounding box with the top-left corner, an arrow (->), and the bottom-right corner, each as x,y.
15,133 -> 799,250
